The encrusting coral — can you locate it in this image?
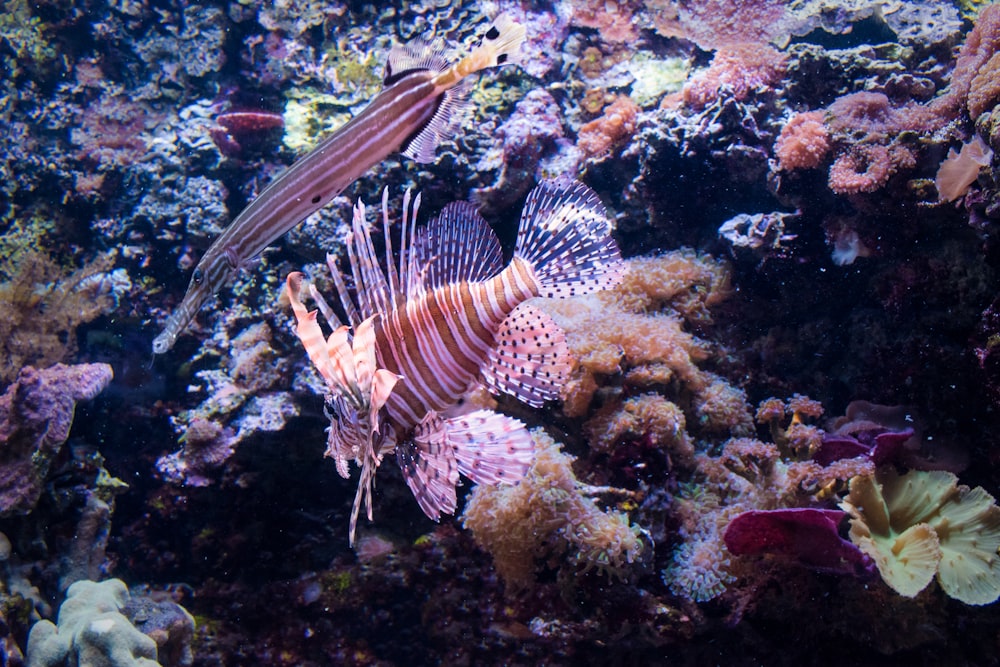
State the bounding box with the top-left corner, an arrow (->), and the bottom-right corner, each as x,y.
25,578 -> 195,667
462,430 -> 643,590
0,363 -> 113,516
841,469 -> 1000,605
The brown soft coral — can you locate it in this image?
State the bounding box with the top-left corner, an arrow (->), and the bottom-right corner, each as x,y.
462,431 -> 643,589
577,95 -> 639,157
0,250 -> 119,387
538,252 -> 750,436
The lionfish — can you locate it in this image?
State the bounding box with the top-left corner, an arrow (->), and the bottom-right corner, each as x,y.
286,179 -> 625,544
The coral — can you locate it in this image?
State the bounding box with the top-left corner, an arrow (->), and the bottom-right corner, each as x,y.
70,96 -> 153,171
827,144 -> 894,195
0,0 -> 60,81
577,95 -> 639,158
774,111 -> 829,171
683,44 -> 787,110
826,91 -> 933,138
157,322 -> 296,486
26,580 -> 163,667
0,250 -> 121,387
927,4 -> 1000,122
841,469 -> 1000,604
122,595 -> 196,667
586,392 -> 693,463
676,0 -> 790,50
475,89 -> 569,209
0,363 -> 113,516
539,253 -> 751,438
462,431 -> 643,589
664,527 -> 735,602
812,428 -> 911,467
718,211 -> 799,260
936,135 -> 994,203
723,508 -> 872,575
570,0 -> 641,43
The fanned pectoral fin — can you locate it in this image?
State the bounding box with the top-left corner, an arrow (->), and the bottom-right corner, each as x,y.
396,413 -> 459,520
483,303 -> 572,407
446,409 -> 535,486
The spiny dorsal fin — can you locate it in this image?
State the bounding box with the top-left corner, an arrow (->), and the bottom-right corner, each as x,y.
383,41 -> 448,85
396,413 -> 459,520
410,201 -> 504,293
400,79 -> 472,163
446,409 -> 534,486
483,303 -> 572,407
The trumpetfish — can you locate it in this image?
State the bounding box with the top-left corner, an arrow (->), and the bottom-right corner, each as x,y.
152,14 -> 526,354
286,179 -> 626,544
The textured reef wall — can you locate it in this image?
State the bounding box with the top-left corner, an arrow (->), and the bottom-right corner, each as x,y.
5,0 -> 1000,665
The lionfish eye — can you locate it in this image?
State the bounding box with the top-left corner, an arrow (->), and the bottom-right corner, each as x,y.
193,269 -> 204,285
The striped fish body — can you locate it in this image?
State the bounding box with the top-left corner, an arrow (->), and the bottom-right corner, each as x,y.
373,257 -> 538,430
288,179 -> 625,543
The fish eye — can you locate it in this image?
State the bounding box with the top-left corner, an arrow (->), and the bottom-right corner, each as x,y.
193,269 -> 204,285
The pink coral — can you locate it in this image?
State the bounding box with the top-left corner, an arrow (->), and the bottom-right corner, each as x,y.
683,43 -> 787,110
969,52 -> 1000,119
827,144 -> 893,194
774,111 -> 829,170
571,0 -> 640,43
577,95 -> 639,157
928,4 -> 1000,122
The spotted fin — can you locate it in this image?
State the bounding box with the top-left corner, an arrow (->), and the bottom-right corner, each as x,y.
483,303 -> 572,407
410,201 -> 504,294
396,413 -> 459,520
446,409 -> 535,486
514,179 -> 626,298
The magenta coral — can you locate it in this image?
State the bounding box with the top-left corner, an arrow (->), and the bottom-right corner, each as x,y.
724,508 -> 874,575
570,0 -> 640,43
774,111 -> 829,170
683,44 -> 787,110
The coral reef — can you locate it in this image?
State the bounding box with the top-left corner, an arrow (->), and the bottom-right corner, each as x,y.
462,431 -> 643,589
0,252 -> 123,387
5,0 -> 1000,663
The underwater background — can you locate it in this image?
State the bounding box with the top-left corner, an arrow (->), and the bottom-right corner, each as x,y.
4,0 -> 1000,664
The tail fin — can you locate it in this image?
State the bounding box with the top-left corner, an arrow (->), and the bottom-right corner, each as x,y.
477,13 -> 526,68
431,13 -> 525,89
514,179 -> 626,298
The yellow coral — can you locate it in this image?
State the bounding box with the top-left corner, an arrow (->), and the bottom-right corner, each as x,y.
841,469 -> 1000,604
462,431 -> 642,589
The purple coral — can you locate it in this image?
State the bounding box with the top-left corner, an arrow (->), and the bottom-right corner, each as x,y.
724,508 -> 874,576
0,363 -> 113,516
812,428 -> 912,467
